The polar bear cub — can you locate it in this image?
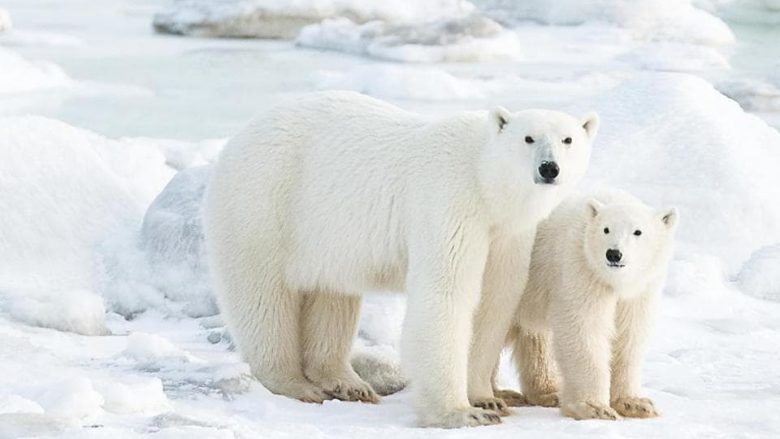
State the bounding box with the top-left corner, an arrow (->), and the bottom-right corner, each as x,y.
511,189 -> 677,420
203,91 -> 598,428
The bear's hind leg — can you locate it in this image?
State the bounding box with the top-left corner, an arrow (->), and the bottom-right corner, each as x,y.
302,292 -> 379,403
217,260 -> 328,403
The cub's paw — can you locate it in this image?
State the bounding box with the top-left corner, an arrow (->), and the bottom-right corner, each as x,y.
561,401 -> 620,420
493,389 -> 527,407
420,407 -> 502,428
274,380 -> 331,404
471,397 -> 511,416
525,391 -> 559,408
611,397 -> 658,418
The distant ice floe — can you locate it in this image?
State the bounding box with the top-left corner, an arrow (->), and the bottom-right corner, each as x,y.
481,0 -> 734,45
0,47 -> 73,95
296,14 -> 521,62
153,0 -> 475,38
697,0 -> 780,24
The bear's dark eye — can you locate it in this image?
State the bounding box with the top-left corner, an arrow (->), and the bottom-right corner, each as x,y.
634,230 -> 642,236
563,137 -> 572,144
525,136 -> 534,144
604,227 -> 610,234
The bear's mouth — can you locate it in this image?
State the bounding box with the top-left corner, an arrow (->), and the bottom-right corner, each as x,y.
607,262 -> 625,268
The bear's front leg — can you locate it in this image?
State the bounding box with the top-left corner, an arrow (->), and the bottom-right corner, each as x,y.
552,287 -> 619,421
468,234 -> 534,417
610,292 -> 660,418
401,221 -> 499,428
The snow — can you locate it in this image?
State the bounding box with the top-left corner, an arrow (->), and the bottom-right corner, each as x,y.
0,8 -> 10,32
1,0 -> 780,437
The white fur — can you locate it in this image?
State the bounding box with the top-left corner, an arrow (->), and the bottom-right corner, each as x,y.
512,189 -> 678,420
203,91 -> 597,428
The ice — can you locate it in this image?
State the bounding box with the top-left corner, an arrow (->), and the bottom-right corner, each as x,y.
0,47 -> 72,95
717,78 -> 780,112
37,377 -> 104,420
123,332 -> 195,363
619,43 -> 730,72
296,14 -> 521,62
480,0 -> 734,45
315,65 -> 485,100
737,244 -> 780,302
698,0 -> 780,24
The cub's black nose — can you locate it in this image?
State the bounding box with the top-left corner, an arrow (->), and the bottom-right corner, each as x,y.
606,249 -> 622,263
538,161 -> 560,181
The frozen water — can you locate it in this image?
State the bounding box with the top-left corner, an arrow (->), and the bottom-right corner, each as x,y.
737,244 -> 780,302
0,47 -> 72,95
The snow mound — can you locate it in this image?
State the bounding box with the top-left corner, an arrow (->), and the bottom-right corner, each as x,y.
480,0 -> 734,45
296,15 -> 521,62
0,8 -> 11,32
153,0 -> 475,38
620,43 -> 730,72
97,377 -> 171,415
37,377 -> 104,420
579,73 -> 780,273
315,65 -> 484,100
737,244 -> 780,302
8,290 -> 109,336
0,47 -> 72,95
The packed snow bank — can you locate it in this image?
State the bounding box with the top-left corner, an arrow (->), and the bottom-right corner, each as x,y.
0,117 -> 169,292
578,73 -> 780,276
8,290 -> 109,336
0,8 -> 11,32
480,0 -> 734,45
154,0 -> 475,38
0,47 -> 72,94
296,15 -> 521,62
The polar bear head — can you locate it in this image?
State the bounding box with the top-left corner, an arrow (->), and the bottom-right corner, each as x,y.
583,195 -> 678,293
479,108 -> 599,229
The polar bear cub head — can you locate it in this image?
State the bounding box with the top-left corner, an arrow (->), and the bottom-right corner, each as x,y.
479,108 -> 599,229
583,192 -> 678,293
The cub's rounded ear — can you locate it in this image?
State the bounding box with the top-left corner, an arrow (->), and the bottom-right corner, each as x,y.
587,198 -> 604,219
581,111 -> 600,140
491,106 -> 511,132
660,207 -> 679,230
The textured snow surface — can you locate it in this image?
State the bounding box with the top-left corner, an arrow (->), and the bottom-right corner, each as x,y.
1,0 -> 780,438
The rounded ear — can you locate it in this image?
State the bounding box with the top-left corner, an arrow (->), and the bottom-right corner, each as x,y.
660,207 -> 679,230
490,106 -> 511,132
581,111 -> 599,140
586,198 -> 603,219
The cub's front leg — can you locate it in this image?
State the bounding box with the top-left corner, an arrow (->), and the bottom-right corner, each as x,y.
552,285 -> 619,420
610,292 -> 660,418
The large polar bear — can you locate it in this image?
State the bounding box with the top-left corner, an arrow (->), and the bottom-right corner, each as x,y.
203,91 -> 598,428
505,189 -> 677,420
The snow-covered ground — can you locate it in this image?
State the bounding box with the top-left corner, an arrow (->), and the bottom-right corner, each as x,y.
1,0 -> 780,438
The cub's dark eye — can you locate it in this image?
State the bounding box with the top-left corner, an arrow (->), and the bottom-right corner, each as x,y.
563,137 -> 572,144
634,230 -> 642,236
604,227 -> 610,234
525,136 -> 534,144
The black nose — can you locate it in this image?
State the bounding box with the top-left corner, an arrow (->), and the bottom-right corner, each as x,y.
538,161 -> 560,181
606,249 -> 622,263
